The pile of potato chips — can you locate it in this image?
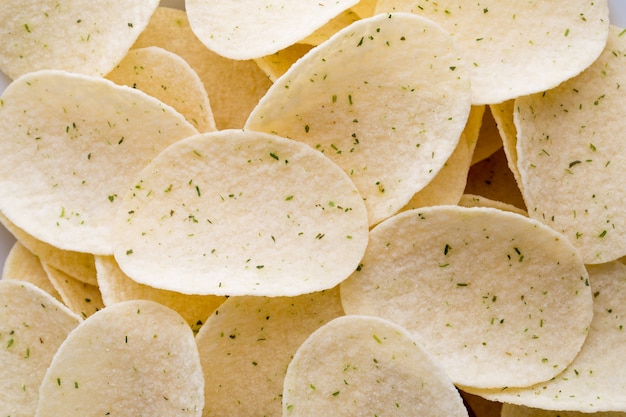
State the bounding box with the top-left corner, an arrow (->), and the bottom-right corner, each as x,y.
1,0 -> 625,416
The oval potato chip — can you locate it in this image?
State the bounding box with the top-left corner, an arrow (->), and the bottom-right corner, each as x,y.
376,0 -> 610,104
2,241 -> 61,301
0,70 -> 198,255
0,280 -> 81,417
341,205 -> 593,389
282,315 -> 469,416
112,129 -> 369,296
185,0 -> 359,59
246,12 -> 471,225
35,300 -> 204,417
515,25 -> 626,264
0,0 -> 160,79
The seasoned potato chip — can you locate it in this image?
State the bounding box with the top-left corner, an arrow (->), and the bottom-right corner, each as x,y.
515,25 -> 626,264
0,280 -> 81,417
341,206 -> 593,389
254,43 -> 314,82
42,264 -> 104,319
133,7 -> 273,130
282,315 -> 469,416
186,0 -> 359,59
490,100 -> 524,191
0,0 -> 159,79
376,0 -> 610,104
463,261 -> 626,412
471,107 -> 503,165
112,130 -> 368,296
2,241 -> 61,301
36,300 -> 203,417
246,13 -> 471,225
95,255 -> 225,333
458,194 -> 527,216
0,70 -> 197,255
300,9 -> 361,46
196,289 -> 344,416
106,46 -> 216,133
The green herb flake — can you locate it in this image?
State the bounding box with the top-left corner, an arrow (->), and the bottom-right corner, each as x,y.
269,152 -> 279,160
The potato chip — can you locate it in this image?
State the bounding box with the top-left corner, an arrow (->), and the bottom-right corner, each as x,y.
106,46 -> 216,133
341,206 -> 593,389
195,288 -> 344,416
246,13 -> 471,226
35,300 -> 204,417
501,404 -> 626,417
0,212 -> 97,285
471,107 -> 503,165
0,280 -> 81,417
254,43 -> 314,82
375,0 -> 610,104
133,7 -> 273,130
515,25 -> 626,264
351,0 -> 379,18
185,0 -> 359,59
95,255 -> 225,334
300,9 -> 361,46
2,241 -> 61,301
0,0 -> 159,79
282,315 -> 469,416
458,194 -> 527,216
112,129 -> 369,296
490,100 -> 524,192
42,264 -> 104,319
462,261 -> 626,412
0,70 -> 197,255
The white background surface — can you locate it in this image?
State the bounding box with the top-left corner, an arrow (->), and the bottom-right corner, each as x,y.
0,0 -> 625,273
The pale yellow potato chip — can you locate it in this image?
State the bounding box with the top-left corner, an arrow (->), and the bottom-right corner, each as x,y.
462,261 -> 626,412
351,0 -> 379,18
35,300 -> 204,417
106,46 -> 216,133
196,289 -> 344,416
186,0 -> 359,59
471,106 -> 503,165
2,241 -> 61,301
376,0 -> 610,104
341,206 -> 593,389
0,0 -> 159,79
515,25 -> 626,264
95,255 -> 225,334
42,264 -> 104,319
0,280 -> 81,417
490,100 -> 523,191
112,130 -> 369,296
0,70 -> 197,255
282,315 -> 469,416
501,404 -> 626,417
246,13 -> 471,226
300,9 -> 361,46
458,194 -> 527,216
464,105 -> 488,157
133,7 -> 273,130
0,212 -> 97,285
254,43 -> 314,82
465,148 -> 527,211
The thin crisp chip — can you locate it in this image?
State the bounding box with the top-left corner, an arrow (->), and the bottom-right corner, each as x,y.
489,100 -> 524,192
42,263 -> 104,319
195,289 -> 344,416
0,280 -> 81,417
282,315 -> 469,416
515,25 -> 626,264
471,106 -> 503,165
254,43 -> 314,82
35,300 -> 204,417
458,194 -> 527,216
112,130 -> 369,296
0,70 -> 197,255
2,241 -> 61,301
246,13 -> 471,225
0,0 -> 159,79
341,206 -> 593,389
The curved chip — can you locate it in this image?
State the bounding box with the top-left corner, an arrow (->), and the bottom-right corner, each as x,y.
340,205 -> 593,389
196,289 -> 344,416
515,25 -> 626,264
462,261 -> 626,412
0,70 -> 197,255
106,46 -> 216,133
2,241 -> 61,301
0,0 -> 159,79
35,300 -> 204,417
95,255 -> 225,334
246,13 -> 471,225
376,0 -> 610,104
186,0 -> 359,59
282,315 -> 469,417
112,129 -> 369,296
0,280 -> 81,417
